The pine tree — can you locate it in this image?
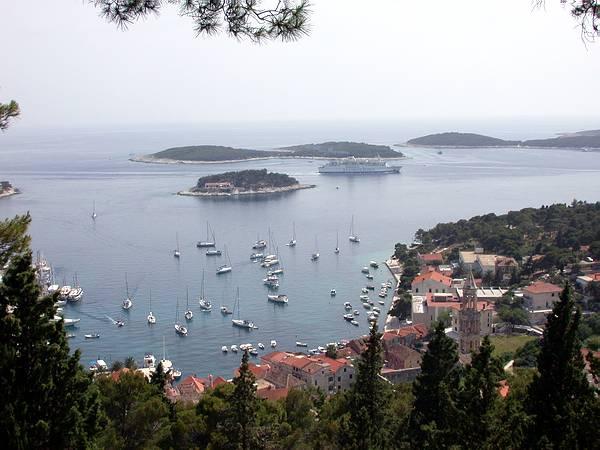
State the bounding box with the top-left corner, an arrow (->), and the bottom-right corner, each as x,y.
150,360 -> 167,392
456,335 -> 503,448
224,349 -> 258,450
0,251 -> 100,448
344,322 -> 391,450
525,283 -> 600,449
0,214 -> 31,267
409,321 -> 460,448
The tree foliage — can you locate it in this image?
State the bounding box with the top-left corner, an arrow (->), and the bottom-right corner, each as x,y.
0,100 -> 20,131
0,214 -> 31,268
90,0 -> 310,42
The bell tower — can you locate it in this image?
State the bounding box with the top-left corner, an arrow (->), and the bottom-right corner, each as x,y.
459,272 -> 481,353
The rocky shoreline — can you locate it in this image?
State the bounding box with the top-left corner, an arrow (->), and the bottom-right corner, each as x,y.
177,184 -> 316,197
130,155 -> 405,165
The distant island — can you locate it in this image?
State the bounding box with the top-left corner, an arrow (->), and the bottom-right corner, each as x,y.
177,169 -> 315,197
0,181 -> 18,199
132,141 -> 404,164
404,129 -> 600,150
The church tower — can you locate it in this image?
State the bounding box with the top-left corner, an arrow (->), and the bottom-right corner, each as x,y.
459,271 -> 481,353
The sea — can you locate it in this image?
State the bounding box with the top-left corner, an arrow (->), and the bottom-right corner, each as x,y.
1,120 -> 600,379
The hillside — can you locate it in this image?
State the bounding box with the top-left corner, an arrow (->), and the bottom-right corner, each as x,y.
522,135 -> 600,149
406,132 -> 520,147
138,141 -> 404,163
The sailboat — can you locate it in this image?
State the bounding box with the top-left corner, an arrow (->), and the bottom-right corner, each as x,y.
174,233 -> 181,258
68,273 -> 83,301
159,336 -> 173,373
147,288 -> 156,324
216,245 -> 232,274
349,215 -> 360,243
334,230 -> 340,254
184,287 -> 193,320
91,201 -> 97,220
197,222 -> 216,247
232,287 -> 255,329
268,249 -> 284,275
198,270 -> 212,311
311,236 -> 320,261
174,297 -> 188,335
287,222 -> 297,247
122,274 -> 133,310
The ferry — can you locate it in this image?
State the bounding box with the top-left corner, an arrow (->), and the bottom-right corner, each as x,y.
318,157 -> 401,174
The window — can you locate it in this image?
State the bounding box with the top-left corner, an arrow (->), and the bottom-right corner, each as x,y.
344,368 -> 346,372
429,288 -> 432,293
315,380 -> 317,386
349,374 -> 352,379
328,377 -> 333,382
338,376 -> 341,382
415,288 -> 419,293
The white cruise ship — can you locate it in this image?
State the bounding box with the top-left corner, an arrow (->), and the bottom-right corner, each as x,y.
318,157 -> 401,174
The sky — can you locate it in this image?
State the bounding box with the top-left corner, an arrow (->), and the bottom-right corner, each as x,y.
1,0 -> 600,129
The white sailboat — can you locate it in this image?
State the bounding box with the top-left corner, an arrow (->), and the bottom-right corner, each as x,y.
311,236 -> 320,261
197,222 -> 216,247
147,288 -> 156,324
184,287 -> 193,320
68,273 -> 83,301
349,215 -> 360,243
232,288 -> 255,329
198,270 -> 212,311
174,297 -> 188,336
287,222 -> 297,247
122,274 -> 133,310
174,232 -> 181,258
216,245 -> 232,274
334,230 -> 340,254
91,201 -> 97,220
159,336 -> 173,372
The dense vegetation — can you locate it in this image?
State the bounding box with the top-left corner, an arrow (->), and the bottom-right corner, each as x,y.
194,169 -> 299,190
406,129 -> 600,149
406,132 -> 519,147
414,200 -> 600,267
148,141 -> 403,162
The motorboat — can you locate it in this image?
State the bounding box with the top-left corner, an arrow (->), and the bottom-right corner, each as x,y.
360,294 -> 369,301
353,310 -> 360,315
66,333 -> 76,339
311,252 -> 320,261
361,288 -> 368,294
351,320 -> 359,326
362,302 -> 371,309
344,302 -> 352,309
61,317 -> 81,327
270,340 -> 277,348
172,369 -> 182,379
144,354 -> 156,368
369,261 -> 379,268
361,267 -> 370,274
199,299 -> 212,311
84,333 -> 100,339
258,342 -> 265,350
296,341 -> 308,347
268,268 -> 284,275
222,346 -> 228,353
267,294 -> 288,304
366,274 -> 374,280
378,300 -> 385,305
379,291 -> 387,298
231,345 -> 239,352
250,253 -> 264,261
220,305 -> 233,314
216,265 -> 232,274
343,313 -> 354,321
174,323 -> 188,336
252,239 -> 267,249
174,232 -> 181,258
366,285 -> 375,290
206,249 -> 222,256
249,348 -> 259,356
263,276 -> 279,289
330,289 -> 337,296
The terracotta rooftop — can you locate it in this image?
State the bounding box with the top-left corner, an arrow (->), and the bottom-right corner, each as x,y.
523,281 -> 562,294
419,253 -> 443,262
384,324 -> 429,340
179,375 -> 206,393
257,386 -> 289,401
412,271 -> 452,286
235,362 -> 271,379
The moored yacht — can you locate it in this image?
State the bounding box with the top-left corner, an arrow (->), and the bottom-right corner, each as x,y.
231,288 -> 255,329
349,215 -> 360,243
267,294 -> 288,304
197,222 -> 216,247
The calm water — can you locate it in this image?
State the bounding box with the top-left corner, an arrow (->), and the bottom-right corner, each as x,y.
2,122 -> 600,378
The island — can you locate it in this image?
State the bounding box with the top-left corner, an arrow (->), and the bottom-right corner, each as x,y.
404,129 -> 600,149
0,181 -> 18,199
132,141 -> 404,164
177,169 -> 315,197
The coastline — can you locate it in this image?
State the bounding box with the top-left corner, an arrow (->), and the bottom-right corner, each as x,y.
399,143 -> 600,151
177,184 -> 316,197
130,155 -> 406,165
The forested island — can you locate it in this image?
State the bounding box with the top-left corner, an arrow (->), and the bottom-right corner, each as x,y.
405,129 -> 600,149
133,141 -> 404,163
178,169 -> 314,197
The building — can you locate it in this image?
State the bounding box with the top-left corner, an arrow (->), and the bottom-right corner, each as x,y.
475,254 -> 498,277
523,281 -> 562,310
411,271 -> 453,295
456,286 -> 508,302
382,324 -> 428,347
203,181 -> 234,191
576,273 -> 600,290
411,293 -> 460,330
178,375 -> 206,404
458,273 -> 482,354
495,256 -> 519,280
417,252 -> 443,266
459,251 -> 477,271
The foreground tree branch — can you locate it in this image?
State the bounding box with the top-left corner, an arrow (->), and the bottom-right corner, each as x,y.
0,100 -> 20,131
537,0 -> 600,40
90,0 -> 311,42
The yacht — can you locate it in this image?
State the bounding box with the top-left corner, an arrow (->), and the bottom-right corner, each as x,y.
147,288 -> 156,324
268,268 -> 283,276
343,313 -> 354,321
252,239 -> 267,249
362,302 -> 371,309
361,267 -> 370,274
287,222 -> 297,247
250,252 -> 264,261
369,261 -> 379,268
197,222 -> 216,247
59,285 -> 72,300
84,333 -> 100,339
330,289 -> 337,296
348,215 -> 360,243
231,288 -> 255,329
270,340 -> 277,348
351,320 -> 359,326
216,246 -> 232,274
91,201 -> 97,220
267,294 -> 288,304
230,344 -> 238,353
199,272 -> 212,311
220,305 -> 233,314
249,348 -> 259,356
174,232 -> 181,258
122,274 -> 133,309
263,276 -> 279,289
206,249 -> 222,256
184,288 -> 193,321
296,341 -> 308,347
258,342 -> 265,350
68,274 -> 83,301
378,300 -> 385,305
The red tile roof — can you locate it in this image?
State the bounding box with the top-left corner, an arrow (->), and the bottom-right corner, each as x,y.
498,380 -> 510,398
179,375 -> 206,394
523,281 -> 562,295
234,363 -> 271,379
257,386 -> 289,401
419,253 -> 443,262
412,271 -> 452,286
110,367 -> 131,382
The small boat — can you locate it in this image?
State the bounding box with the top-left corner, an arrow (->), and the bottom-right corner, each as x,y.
366,285 -> 375,290
353,310 -> 360,315
249,348 -> 259,356
221,305 -> 233,314
84,333 -> 100,339
252,239 -> 267,249
334,231 -> 340,254
231,288 -> 255,329
362,302 -> 371,309
250,253 -> 264,261
231,345 -> 239,352
317,346 -> 326,352
122,274 -> 133,310
261,258 -> 279,268
360,294 -> 369,301
91,200 -> 97,220
263,276 -> 280,289
222,346 -> 228,353
66,333 -> 76,339
216,247 -> 232,274
344,302 -> 352,309
268,268 -> 284,276
115,320 -> 125,327
309,348 -> 319,355
258,343 -> 265,350
311,236 -> 319,261
361,267 -> 370,274
197,222 -> 216,247
343,313 -> 354,321
62,317 -> 81,327
378,300 -> 385,305
175,297 -> 188,336
379,291 -> 387,298
373,306 -> 381,313
351,320 -> 359,326
172,369 -> 182,379
199,271 -> 212,311
147,288 -> 156,324
366,274 -> 374,280
206,249 -> 222,256
330,289 -> 337,296
348,215 -> 360,243
270,340 -> 277,348
369,261 -> 379,268
174,232 -> 181,258
287,222 -> 297,247
267,294 -> 288,304
361,287 -> 368,294
184,288 -> 193,321
296,341 -> 308,347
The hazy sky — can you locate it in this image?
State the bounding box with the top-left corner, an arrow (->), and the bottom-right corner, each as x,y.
1,0 -> 600,128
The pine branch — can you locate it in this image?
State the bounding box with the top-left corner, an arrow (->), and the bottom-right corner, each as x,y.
0,100 -> 20,131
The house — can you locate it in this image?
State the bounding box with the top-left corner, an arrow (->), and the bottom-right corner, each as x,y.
576,273 -> 600,290
381,366 -> 421,384
495,256 -> 519,280
459,251 -> 477,271
411,293 -> 461,330
383,343 -> 422,370
382,324 -> 428,347
411,271 -> 453,295
474,254 -> 498,277
203,181 -> 234,191
418,252 -> 443,266
178,375 -> 206,404
523,281 -> 562,310
456,286 -> 508,302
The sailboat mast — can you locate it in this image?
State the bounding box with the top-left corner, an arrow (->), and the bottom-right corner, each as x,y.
125,274 -> 130,299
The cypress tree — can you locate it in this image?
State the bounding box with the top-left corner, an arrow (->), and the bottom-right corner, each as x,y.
456,335 -> 503,448
0,251 -> 100,449
409,321 -> 460,448
344,322 -> 391,450
525,283 -> 600,449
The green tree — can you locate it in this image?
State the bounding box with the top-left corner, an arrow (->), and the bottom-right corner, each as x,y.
224,349 -> 259,450
497,306 -> 530,331
0,99 -> 20,131
0,214 -> 31,267
343,323 -> 391,449
525,283 -> 600,449
150,360 -> 167,392
409,321 -> 460,448
111,360 -> 124,372
124,355 -> 138,370
325,343 -> 338,359
0,251 -> 100,448
456,336 -> 503,449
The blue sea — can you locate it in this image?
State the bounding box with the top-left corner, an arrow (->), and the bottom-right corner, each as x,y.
2,120 -> 600,378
